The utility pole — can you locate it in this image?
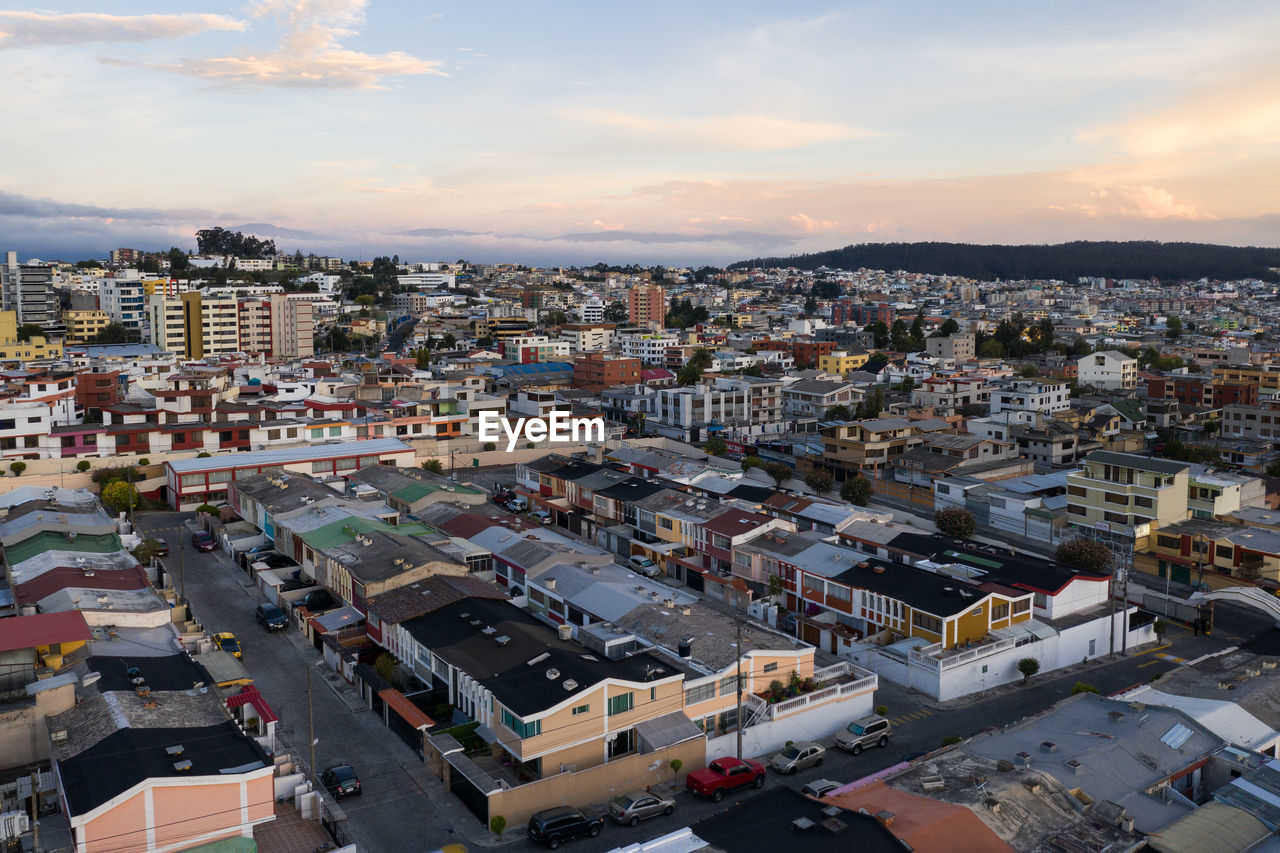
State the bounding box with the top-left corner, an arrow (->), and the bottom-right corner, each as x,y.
735,619 -> 744,760
28,766 -> 40,852
177,532 -> 186,605
308,666 -> 317,790
1120,540 -> 1133,655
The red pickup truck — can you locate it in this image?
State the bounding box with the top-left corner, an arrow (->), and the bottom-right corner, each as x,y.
686,757 -> 767,802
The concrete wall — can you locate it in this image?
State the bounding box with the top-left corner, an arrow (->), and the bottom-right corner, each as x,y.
486,739 -> 706,829
704,691 -> 874,760
0,681 -> 76,770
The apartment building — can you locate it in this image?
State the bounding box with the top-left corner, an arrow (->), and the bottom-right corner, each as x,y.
649,376 -> 784,442
924,334 -> 975,362
989,379 -> 1070,415
1066,450 -> 1190,549
1146,374 -> 1258,408
100,275 -> 148,337
808,416 -> 938,476
620,332 -> 680,365
0,251 -> 57,327
1222,400 -> 1280,441
572,352 -> 641,392
628,283 -> 665,328
910,375 -> 992,414
781,379 -> 859,418
1214,364 -> 1280,394
64,310 -> 110,343
817,350 -> 870,375
183,292 -> 239,357
0,310 -> 61,360
1076,350 -> 1137,390
558,323 -> 615,353
238,298 -> 273,354
501,334 -> 571,364
271,293 -> 314,359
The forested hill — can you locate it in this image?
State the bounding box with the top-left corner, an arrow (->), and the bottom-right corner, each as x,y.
729,241 -> 1280,283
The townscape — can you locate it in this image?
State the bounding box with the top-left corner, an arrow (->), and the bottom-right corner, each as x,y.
2,246 -> 1280,853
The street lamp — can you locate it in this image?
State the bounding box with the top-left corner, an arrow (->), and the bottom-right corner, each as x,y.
1194,532 -> 1209,589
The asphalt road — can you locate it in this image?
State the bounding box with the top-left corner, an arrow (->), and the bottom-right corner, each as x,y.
135,512 -> 478,853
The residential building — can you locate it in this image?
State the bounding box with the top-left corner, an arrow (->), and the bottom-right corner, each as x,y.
0,310 -> 61,360
572,352 -> 642,392
817,350 -> 870,375
925,334 -> 975,362
619,332 -> 679,365
0,251 -> 57,327
100,274 -> 148,337
558,323 -> 615,354
1076,350 -> 1137,390
238,297 -> 273,354
270,293 -> 314,358
781,379 -> 859,418
989,379 -> 1070,415
64,309 -> 110,343
628,283 -> 665,329
1066,450 -> 1191,549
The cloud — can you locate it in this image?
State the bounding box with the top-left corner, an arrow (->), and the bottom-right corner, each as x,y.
130,0 -> 446,89
591,220 -> 624,231
787,213 -> 839,232
0,11 -> 245,48
0,190 -> 211,222
568,111 -> 877,151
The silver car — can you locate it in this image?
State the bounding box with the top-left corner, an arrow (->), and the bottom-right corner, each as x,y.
800,778 -> 841,799
608,790 -> 676,826
769,741 -> 826,775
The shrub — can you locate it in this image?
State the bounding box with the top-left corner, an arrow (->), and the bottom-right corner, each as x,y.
92,465 -> 137,485
765,461 -> 792,489
1054,538 -> 1114,573
934,508 -> 976,538
138,458 -> 150,466
741,455 -> 766,473
489,816 -> 506,838
941,735 -> 962,747
9,462 -> 25,477
196,452 -> 211,458
1071,681 -> 1099,695
101,480 -> 139,514
421,459 -> 445,474
1153,618 -> 1167,639
876,704 -> 888,716
76,460 -> 91,473
1017,656 -> 1041,684
769,679 -> 786,697
195,503 -> 220,515
840,475 -> 871,506
804,470 -> 833,494
703,436 -> 728,457
483,442 -> 496,452
669,758 -> 683,781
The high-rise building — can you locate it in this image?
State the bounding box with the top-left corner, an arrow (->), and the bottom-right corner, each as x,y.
270,294 -> 314,359
148,293 -> 240,357
101,275 -> 148,338
238,298 -> 272,355
109,247 -> 144,266
628,283 -> 665,329
1,251 -> 58,327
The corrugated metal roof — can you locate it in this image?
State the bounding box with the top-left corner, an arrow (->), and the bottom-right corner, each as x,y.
166,437 -> 412,472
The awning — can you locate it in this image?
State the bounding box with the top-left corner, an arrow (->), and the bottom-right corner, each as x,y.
378,688 -> 435,730
225,684 -> 279,724
634,711 -> 702,752
312,606 -> 365,632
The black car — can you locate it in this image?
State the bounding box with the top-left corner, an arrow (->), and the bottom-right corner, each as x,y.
527,806 -> 602,849
297,589 -> 334,611
255,603 -> 288,631
321,764 -> 361,799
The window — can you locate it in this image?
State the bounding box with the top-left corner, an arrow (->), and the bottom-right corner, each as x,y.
684,682 -> 716,705
828,585 -> 851,603
657,516 -> 673,530
763,662 -> 778,674
1133,496 -> 1153,509
1104,492 -> 1127,505
720,674 -> 739,696
501,708 -> 541,738
992,602 -> 1010,620
1033,592 -> 1047,608
912,612 -> 942,634
1068,504 -> 1086,516
1103,511 -> 1128,524
1157,535 -> 1180,550
608,693 -> 634,716
1216,545 -> 1233,559
180,473 -> 204,488
650,687 -> 656,701
572,704 -> 590,716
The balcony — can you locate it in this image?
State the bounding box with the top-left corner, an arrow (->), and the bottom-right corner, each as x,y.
907,634 -> 1019,672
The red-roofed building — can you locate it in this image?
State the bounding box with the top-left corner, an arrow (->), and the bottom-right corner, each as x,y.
0,611 -> 92,694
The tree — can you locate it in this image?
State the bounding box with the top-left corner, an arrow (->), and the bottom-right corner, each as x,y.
890,319 -> 911,351
669,758 -> 683,782
8,461 -> 25,477
768,574 -> 784,598
934,508 -> 976,538
703,436 -> 728,456
687,347 -> 714,372
1266,461 -> 1280,478
1152,618 -> 1167,642
76,460 -> 91,473
1033,317 -> 1055,351
803,296 -> 818,314
101,480 -> 139,514
1055,538 -> 1114,573
1019,364 -> 1038,377
1237,556 -> 1265,582
1165,316 -> 1183,338
825,404 -> 852,421
355,294 -> 376,308
764,461 -> 791,489
978,338 -> 1004,358
841,475 -> 871,506
442,332 -> 456,349
604,301 -> 628,323
741,455 -> 766,473
934,318 -> 960,337
421,459 -> 445,475
1017,656 -> 1040,684
91,322 -> 140,344
864,321 -> 889,349
804,470 -> 833,494
908,311 -> 925,350
15,323 -> 43,342
542,308 -> 568,326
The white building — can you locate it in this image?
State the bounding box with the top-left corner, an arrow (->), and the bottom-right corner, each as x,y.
559,325 -> 614,354
620,332 -> 679,365
1076,350 -> 1137,390
397,272 -> 457,289
989,379 -> 1071,415
578,298 -> 605,324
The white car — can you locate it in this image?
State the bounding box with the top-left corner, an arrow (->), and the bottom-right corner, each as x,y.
629,555 -> 660,577
529,510 -> 553,525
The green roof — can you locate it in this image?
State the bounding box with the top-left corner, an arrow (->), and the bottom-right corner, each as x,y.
299,516 -> 430,550
392,481 -> 482,504
943,548 -> 1001,568
4,531 -> 124,566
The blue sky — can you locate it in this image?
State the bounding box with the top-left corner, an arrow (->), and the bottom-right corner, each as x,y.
2,1 -> 1278,264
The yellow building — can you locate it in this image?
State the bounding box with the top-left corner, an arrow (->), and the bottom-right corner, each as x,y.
149,294 -> 239,357
818,350 -> 870,375
1065,450 -> 1190,550
65,309 -> 111,343
0,310 -> 62,360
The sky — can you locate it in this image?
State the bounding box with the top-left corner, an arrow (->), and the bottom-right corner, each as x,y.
2,0 -> 1279,265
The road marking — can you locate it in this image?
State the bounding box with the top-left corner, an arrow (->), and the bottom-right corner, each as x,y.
1138,660 -> 1164,669
1131,643 -> 1172,659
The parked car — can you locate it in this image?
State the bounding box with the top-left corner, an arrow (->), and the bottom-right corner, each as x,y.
320,764 -> 361,799
491,490 -> 514,507
800,778 -> 841,799
686,757 -> 766,802
608,790 -> 675,826
529,509 -> 553,525
527,805 -> 602,848
297,589 -> 335,611
150,538 -> 169,557
835,715 -> 892,755
505,496 -> 529,512
770,741 -> 825,775
213,632 -> 241,658
628,555 -> 659,577
255,603 -> 288,631
192,531 -> 216,552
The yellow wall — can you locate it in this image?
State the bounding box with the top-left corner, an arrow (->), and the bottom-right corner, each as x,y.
0,310 -> 17,342
819,352 -> 869,374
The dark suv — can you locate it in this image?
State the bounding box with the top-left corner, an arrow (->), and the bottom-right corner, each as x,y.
527,806 -> 602,849
255,603 -> 288,631
296,589 -> 334,611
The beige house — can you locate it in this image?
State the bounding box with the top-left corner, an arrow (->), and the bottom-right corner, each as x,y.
1066,450 -> 1190,549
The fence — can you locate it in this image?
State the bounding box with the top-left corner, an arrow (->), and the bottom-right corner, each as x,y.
768,674 -> 878,720
870,477 -> 935,509
908,636 -> 1019,672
